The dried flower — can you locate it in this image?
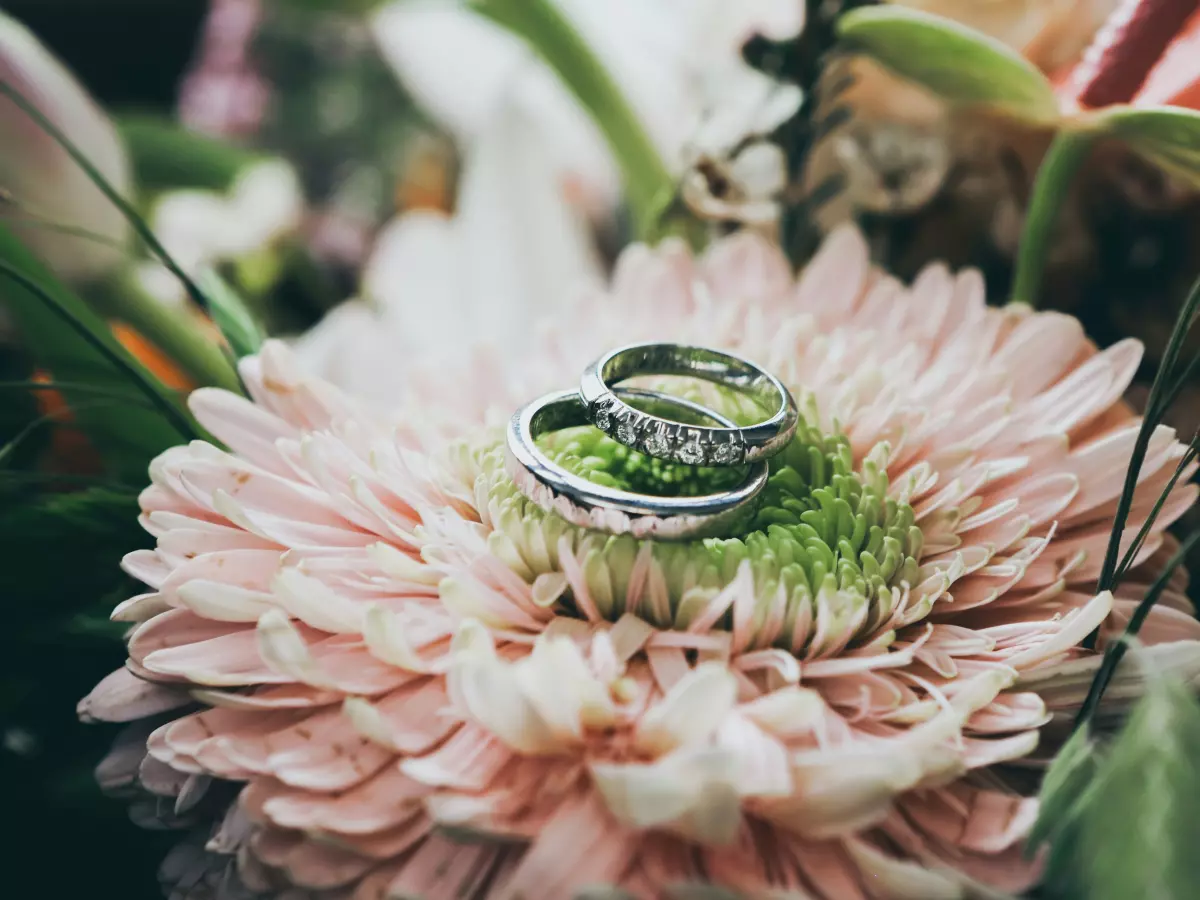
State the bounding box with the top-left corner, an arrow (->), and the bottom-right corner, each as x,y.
83,228 -> 1200,897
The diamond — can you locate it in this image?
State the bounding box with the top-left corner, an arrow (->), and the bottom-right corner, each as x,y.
678,440 -> 706,466
593,400 -> 613,432
643,431 -> 671,457
711,441 -> 741,465
616,417 -> 640,445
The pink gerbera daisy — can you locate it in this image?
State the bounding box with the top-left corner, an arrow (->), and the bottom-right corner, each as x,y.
82,227 -> 1200,899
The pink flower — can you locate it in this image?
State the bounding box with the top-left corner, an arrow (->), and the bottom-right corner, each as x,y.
82,227 -> 1200,898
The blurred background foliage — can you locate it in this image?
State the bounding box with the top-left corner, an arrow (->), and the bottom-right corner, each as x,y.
0,2 -> 420,895
2,4 -> 211,897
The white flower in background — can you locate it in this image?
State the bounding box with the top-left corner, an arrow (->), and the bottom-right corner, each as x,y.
295,0 -> 804,395
680,76 -> 803,228
135,159 -> 304,306
371,0 -> 805,215
803,1 -> 1119,236
0,11 -> 131,282
293,95 -> 602,405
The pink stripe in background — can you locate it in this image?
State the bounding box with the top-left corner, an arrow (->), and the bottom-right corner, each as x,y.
178,0 -> 271,137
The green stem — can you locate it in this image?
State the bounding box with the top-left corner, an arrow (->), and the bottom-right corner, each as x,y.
90,273 -> 241,392
1011,127 -> 1098,307
472,0 -> 673,236
1073,529 -> 1200,733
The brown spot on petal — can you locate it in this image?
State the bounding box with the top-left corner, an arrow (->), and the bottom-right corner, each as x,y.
263,376 -> 295,395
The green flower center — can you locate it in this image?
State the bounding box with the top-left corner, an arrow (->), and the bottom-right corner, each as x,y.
460,389 -> 928,655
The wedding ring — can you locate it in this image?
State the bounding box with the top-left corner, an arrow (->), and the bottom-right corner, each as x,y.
578,343 -> 798,466
506,388 -> 768,541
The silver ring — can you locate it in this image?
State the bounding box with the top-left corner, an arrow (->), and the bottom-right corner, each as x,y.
505,388 -> 768,541
578,343 -> 799,466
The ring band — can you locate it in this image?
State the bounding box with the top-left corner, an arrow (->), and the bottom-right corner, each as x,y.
578,343 -> 799,466
505,388 -> 768,541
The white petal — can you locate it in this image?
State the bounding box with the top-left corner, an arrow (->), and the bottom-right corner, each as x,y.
342,696 -> 400,750
273,567 -> 364,634
150,189 -> 230,270
591,746 -> 743,844
635,661 -> 738,755
177,579 -> 275,623
448,645 -> 563,755
226,159 -> 303,254
1005,591 -> 1114,669
518,636 -> 617,735
455,95 -> 603,353
369,542 -> 442,585
740,687 -> 827,738
371,1 -> 532,144
360,211 -> 465,346
844,839 -> 967,900
255,609 -> 336,689
362,605 -> 439,673
289,301 -> 387,400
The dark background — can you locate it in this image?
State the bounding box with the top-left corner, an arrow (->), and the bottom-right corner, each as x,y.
8,0 -> 208,110
3,3 -> 208,897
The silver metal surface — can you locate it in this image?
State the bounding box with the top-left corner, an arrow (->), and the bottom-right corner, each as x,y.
505,388 -> 768,541
578,343 -> 799,466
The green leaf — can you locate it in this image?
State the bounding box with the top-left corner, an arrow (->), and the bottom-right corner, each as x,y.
836,6 -> 1060,124
118,115 -> 257,193
1029,726 -> 1102,897
1099,106 -> 1200,191
1010,128 -> 1099,307
199,269 -> 265,360
0,224 -> 194,481
1029,726 -> 1101,855
0,487 -> 147,630
1075,675 -> 1200,900
473,0 -> 675,237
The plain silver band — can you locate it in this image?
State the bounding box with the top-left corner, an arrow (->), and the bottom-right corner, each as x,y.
578,343 -> 799,466
505,388 -> 768,541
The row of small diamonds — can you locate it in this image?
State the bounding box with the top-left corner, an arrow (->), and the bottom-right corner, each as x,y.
590,396 -> 744,466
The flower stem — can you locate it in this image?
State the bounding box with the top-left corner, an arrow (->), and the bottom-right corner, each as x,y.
1073,529 -> 1200,732
1010,127 -> 1098,307
473,0 -> 674,237
91,273 -> 242,393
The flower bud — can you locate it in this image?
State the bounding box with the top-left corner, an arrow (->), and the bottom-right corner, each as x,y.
0,11 -> 132,281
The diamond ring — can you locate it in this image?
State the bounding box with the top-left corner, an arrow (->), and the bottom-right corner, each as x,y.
578,343 -> 798,466
505,387 -> 768,540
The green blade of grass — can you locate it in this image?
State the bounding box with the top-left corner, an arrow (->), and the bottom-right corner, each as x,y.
1097,278 -> 1200,595
0,81 -> 211,314
1075,530 -> 1200,732
1113,437 -> 1199,584
0,225 -> 198,481
118,114 -> 257,193
0,262 -> 198,442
